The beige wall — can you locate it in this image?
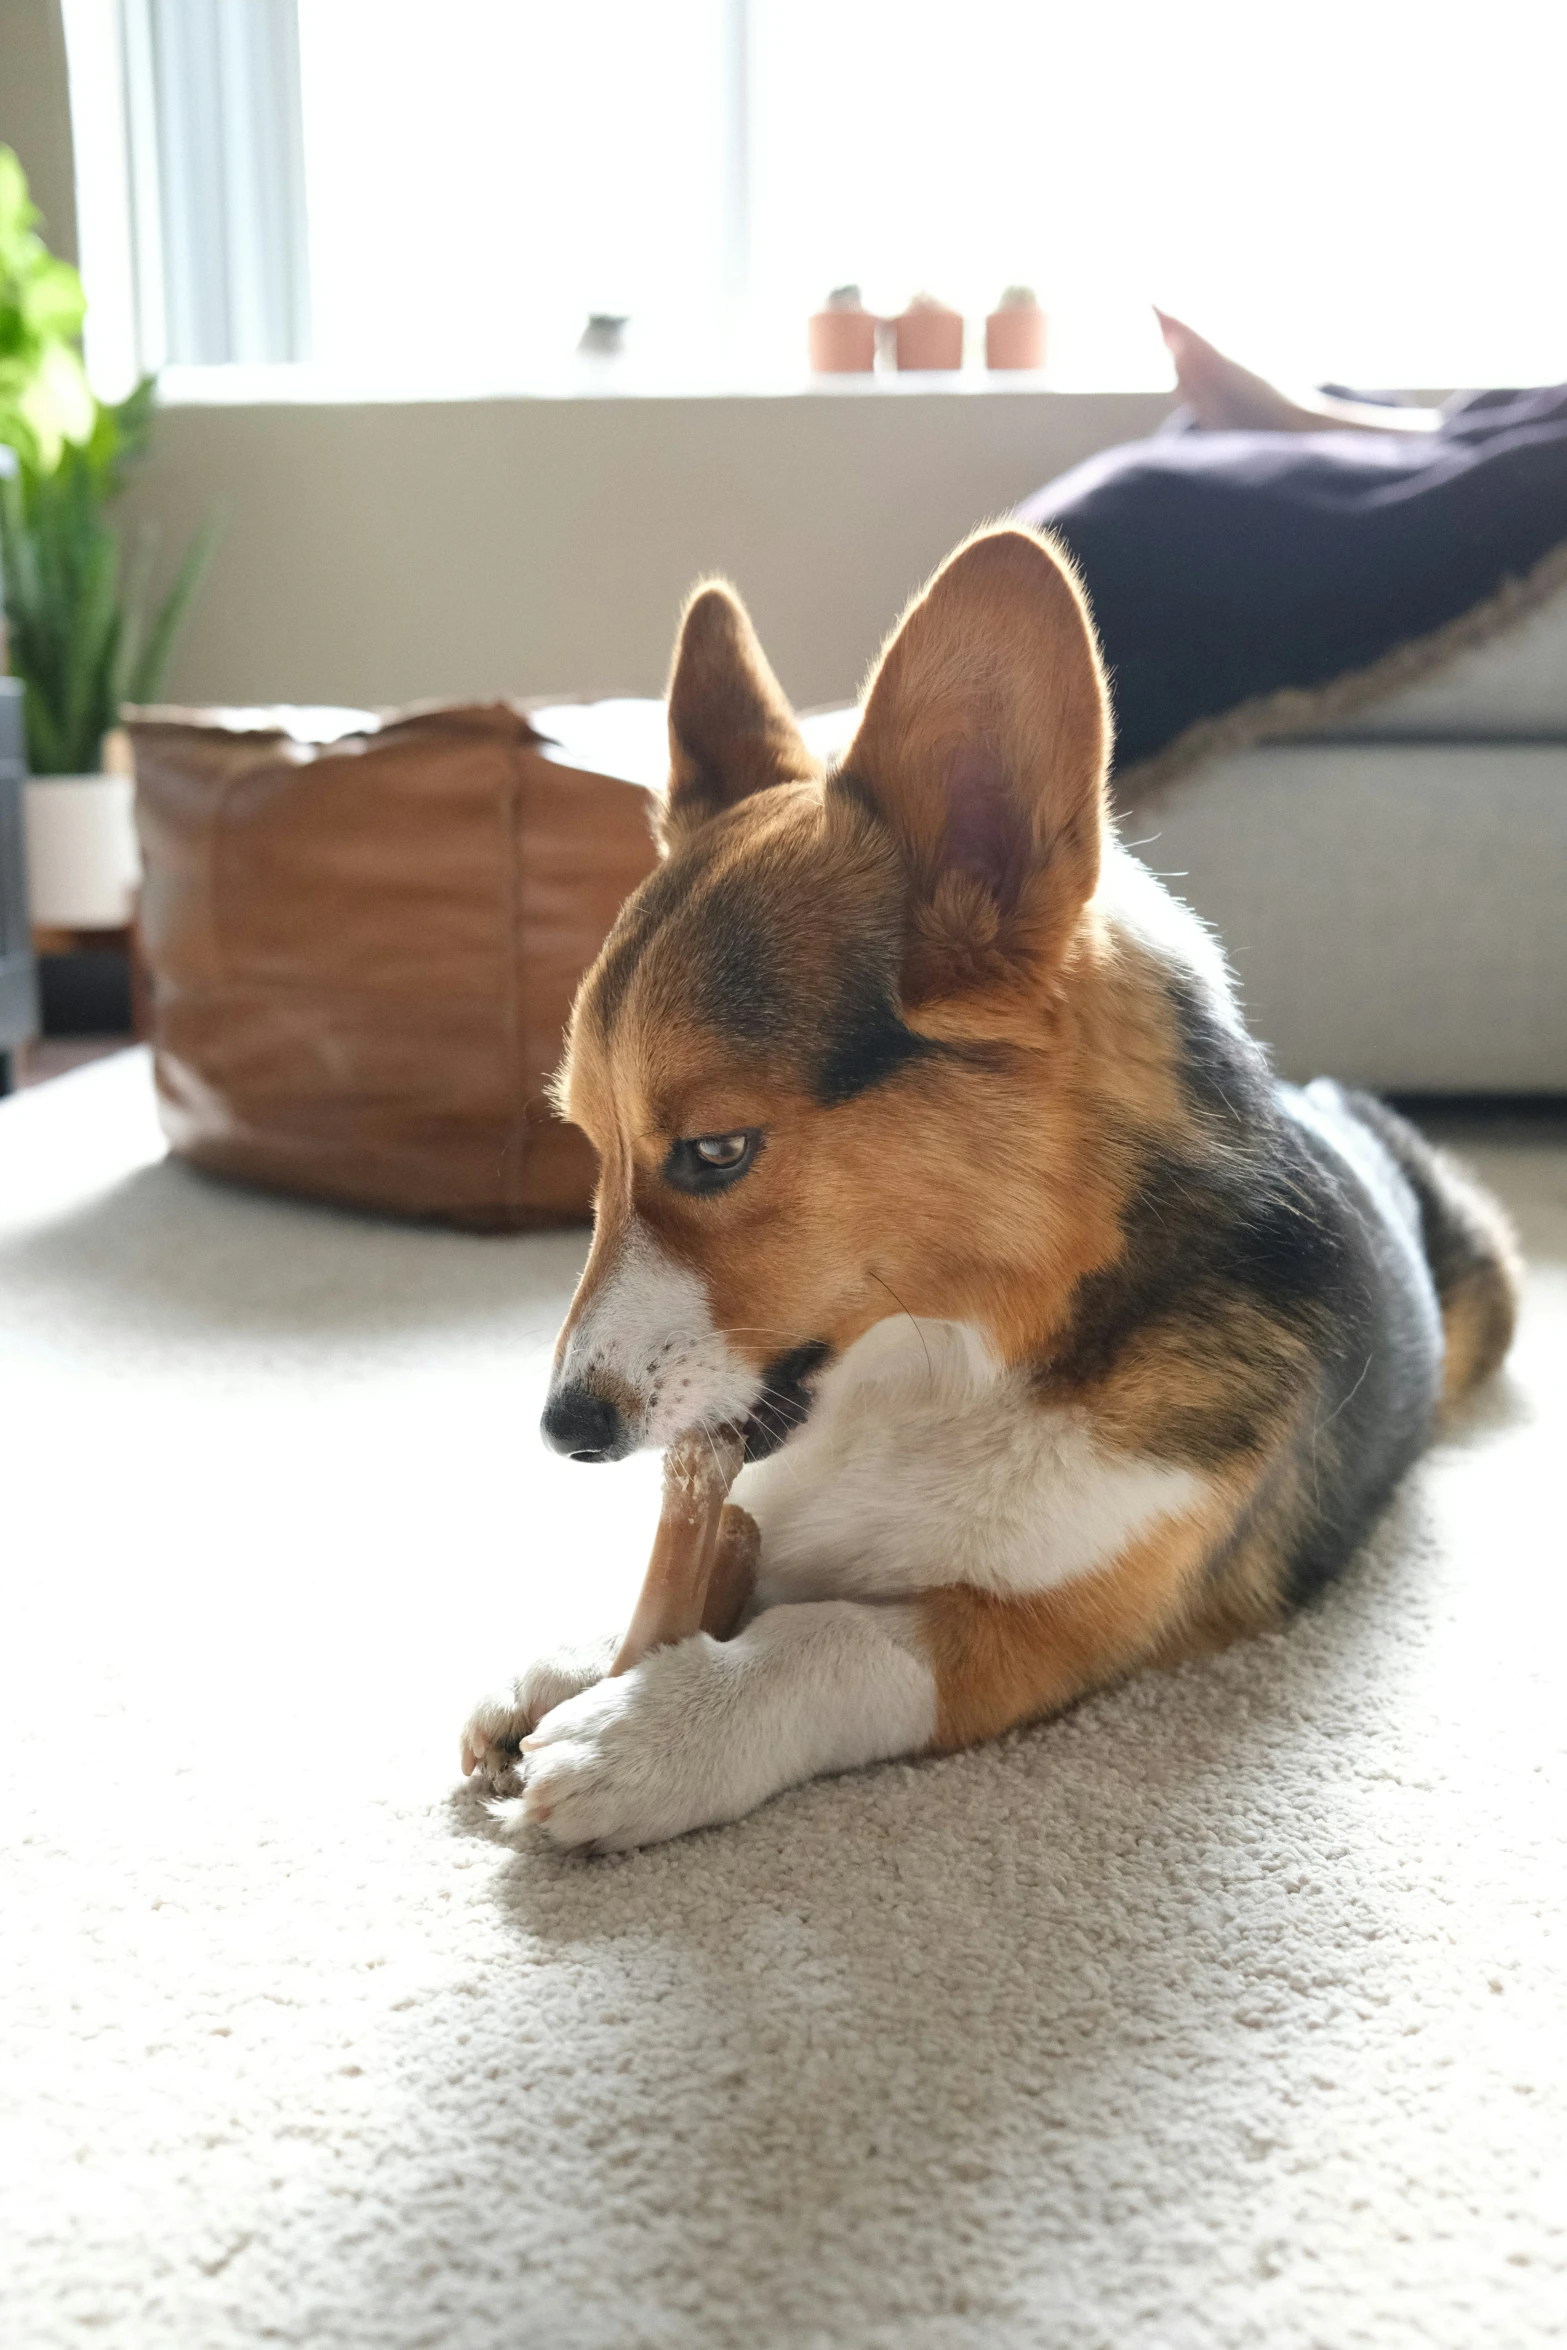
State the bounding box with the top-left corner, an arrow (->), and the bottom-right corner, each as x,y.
116,390 -> 1171,713
0,0 -> 77,260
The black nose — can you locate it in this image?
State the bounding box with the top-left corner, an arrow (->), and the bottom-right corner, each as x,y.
541,1383 -> 628,1462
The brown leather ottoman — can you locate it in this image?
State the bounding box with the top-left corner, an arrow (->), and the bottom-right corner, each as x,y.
128,701 -> 660,1228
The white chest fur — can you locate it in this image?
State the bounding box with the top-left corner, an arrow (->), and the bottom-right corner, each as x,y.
737,1316 -> 1206,1607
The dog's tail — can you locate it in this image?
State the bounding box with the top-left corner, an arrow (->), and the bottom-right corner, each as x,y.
1340,1091 -> 1521,1411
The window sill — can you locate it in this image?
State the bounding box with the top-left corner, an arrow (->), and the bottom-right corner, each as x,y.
152,361 -> 1175,408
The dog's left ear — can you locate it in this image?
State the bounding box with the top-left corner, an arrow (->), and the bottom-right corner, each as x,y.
664,580 -> 820,844
838,527 -> 1110,1001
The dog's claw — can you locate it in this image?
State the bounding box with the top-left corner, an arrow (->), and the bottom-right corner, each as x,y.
458,1639 -> 620,1797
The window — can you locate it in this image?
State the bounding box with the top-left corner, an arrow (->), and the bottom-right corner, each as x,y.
298,1 -> 744,386
64,0 -> 309,380
65,0 -> 1567,398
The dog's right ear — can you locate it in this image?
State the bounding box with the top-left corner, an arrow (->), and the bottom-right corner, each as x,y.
664,581 -> 820,846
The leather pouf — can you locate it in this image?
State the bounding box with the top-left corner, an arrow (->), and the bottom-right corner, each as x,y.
128,702 -> 660,1228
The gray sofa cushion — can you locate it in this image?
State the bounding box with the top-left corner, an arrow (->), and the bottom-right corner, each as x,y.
1123,741 -> 1566,1091
1320,578 -> 1567,740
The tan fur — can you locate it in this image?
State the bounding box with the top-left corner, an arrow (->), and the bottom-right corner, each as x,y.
1329,1094 -> 1523,1422
663,582 -> 821,843
918,1494 -> 1237,1749
1441,1274 -> 1518,1412
1413,1134 -> 1522,1416
568,949 -> 1130,1385
849,528 -> 1109,1006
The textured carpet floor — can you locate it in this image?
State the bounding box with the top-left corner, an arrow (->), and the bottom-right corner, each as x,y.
2,1053 -> 1563,2350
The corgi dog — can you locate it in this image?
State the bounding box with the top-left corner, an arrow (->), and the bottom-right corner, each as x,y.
462,527 -> 1518,1852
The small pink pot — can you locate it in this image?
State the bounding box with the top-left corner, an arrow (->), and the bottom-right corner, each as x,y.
985,305 -> 1047,371
808,310 -> 877,373
893,307 -> 963,371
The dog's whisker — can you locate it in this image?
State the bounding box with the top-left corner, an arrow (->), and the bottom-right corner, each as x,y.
744,1393 -> 809,1491
865,1269 -> 933,1393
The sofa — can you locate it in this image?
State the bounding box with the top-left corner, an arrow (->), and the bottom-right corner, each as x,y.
530,587 -> 1567,1097
1108,574 -> 1567,1091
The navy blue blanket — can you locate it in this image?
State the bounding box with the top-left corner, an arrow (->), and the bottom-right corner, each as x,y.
1015,385 -> 1567,793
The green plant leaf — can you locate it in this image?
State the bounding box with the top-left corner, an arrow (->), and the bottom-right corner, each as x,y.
21,681 -> 68,776
16,342 -> 94,471
1,149 -> 212,771
114,524 -> 158,698
18,249 -> 88,343
0,146 -> 93,470
61,528 -> 121,765
124,507 -> 222,705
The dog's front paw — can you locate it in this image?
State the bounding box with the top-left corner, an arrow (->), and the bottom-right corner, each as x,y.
459,1636 -> 618,1793
516,1639 -> 738,1852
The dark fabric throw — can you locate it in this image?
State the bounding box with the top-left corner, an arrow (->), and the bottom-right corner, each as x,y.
1015,385 -> 1567,788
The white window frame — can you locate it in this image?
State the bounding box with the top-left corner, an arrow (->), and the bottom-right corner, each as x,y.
64,0 -> 311,391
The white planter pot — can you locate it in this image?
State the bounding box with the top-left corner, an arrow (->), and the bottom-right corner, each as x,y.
23,773 -> 141,929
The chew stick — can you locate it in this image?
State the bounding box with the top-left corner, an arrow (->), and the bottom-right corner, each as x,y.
699,1502 -> 761,1644
609,1426 -> 749,1676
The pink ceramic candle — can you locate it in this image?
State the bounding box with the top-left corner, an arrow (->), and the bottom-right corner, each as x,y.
985,289 -> 1047,371
808,286 -> 877,372
894,296 -> 964,371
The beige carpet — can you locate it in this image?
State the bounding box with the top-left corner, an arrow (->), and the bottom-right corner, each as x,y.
3,1052 -> 1564,2350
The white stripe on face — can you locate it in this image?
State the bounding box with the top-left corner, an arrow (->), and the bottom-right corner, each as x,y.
553,1220 -> 759,1451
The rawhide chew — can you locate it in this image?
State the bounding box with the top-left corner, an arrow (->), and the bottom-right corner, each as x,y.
699,1502 -> 761,1645
609,1427 -> 749,1676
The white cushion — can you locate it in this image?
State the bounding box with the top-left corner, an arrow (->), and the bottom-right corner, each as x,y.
530,697 -> 862,786
1128,742 -> 1567,1090
529,697 -> 672,788
1325,577 -> 1567,738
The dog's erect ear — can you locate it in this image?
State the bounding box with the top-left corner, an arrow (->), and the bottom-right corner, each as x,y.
664,581 -> 820,843
838,528 -> 1110,1002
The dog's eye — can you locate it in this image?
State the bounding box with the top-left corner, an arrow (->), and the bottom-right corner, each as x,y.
663,1130 -> 761,1194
